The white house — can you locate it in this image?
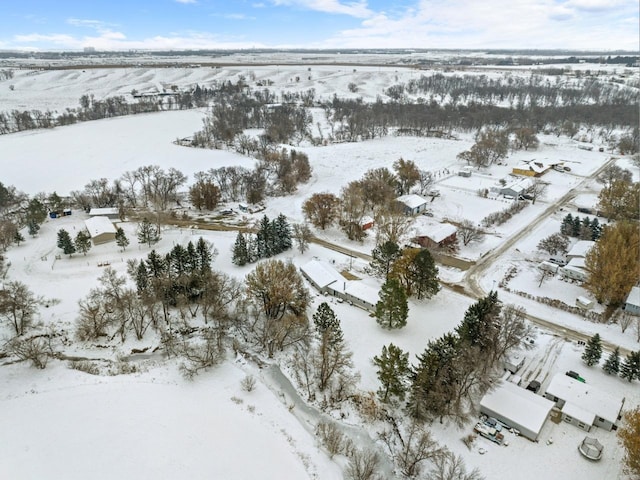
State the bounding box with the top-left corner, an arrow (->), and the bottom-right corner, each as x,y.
544,373 -> 625,431
396,194 -> 428,215
498,178 -> 533,198
299,260 -> 344,294
83,216 -> 117,245
566,240 -> 595,261
623,286 -> 640,316
480,381 -> 555,441
559,258 -> 588,282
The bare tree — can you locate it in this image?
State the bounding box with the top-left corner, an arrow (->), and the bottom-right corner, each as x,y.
416,170 -> 435,196
302,192 -> 340,230
395,422 -> 446,479
428,451 -> 484,480
292,223 -> 313,254
346,449 -> 381,480
537,233 -> 569,256
6,335 -> 55,369
457,220 -> 483,246
374,203 -> 411,245
0,281 -> 43,336
527,178 -> 548,204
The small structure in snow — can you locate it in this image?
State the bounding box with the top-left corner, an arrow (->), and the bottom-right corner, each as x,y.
576,296 -> 594,309
578,437 -> 603,461
498,178 -> 533,198
83,217 -> 117,245
503,354 -> 525,374
458,166 -> 473,177
623,286 -> 640,316
559,258 -> 588,282
89,207 -> 120,220
538,261 -> 559,274
360,215 -> 375,231
480,381 -> 555,441
396,194 -> 428,215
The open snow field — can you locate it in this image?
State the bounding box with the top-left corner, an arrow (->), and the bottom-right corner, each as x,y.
1,61 -> 638,480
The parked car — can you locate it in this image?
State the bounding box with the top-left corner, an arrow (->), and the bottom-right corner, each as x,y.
549,258 -> 567,266
526,380 -> 541,393
566,370 -> 580,380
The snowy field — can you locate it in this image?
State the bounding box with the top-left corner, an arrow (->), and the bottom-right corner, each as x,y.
1,59 -> 639,480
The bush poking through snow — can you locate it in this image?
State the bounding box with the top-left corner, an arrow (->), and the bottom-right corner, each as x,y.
345,449 -> 381,480
316,421 -> 353,458
241,374 -> 257,392
6,336 -> 54,369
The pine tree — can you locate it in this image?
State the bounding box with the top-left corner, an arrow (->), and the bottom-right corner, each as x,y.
375,278 -> 408,329
256,215 -> 271,258
581,333 -> 603,366
408,249 -> 440,300
619,351 -> 640,382
368,241 -> 401,280
137,217 -> 160,247
195,237 -> 214,273
579,217 -> 593,240
602,347 -> 620,375
571,216 -> 582,236
560,213 -> 574,236
57,228 -> 76,257
135,261 -> 149,293
27,219 -> 40,237
312,302 -> 352,391
232,232 -> 249,266
74,230 -> 92,256
115,227 -> 129,251
273,213 -> 292,254
590,217 -> 602,240
13,230 -> 24,245
373,343 -> 410,403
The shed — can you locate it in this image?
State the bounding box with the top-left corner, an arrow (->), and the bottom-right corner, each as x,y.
83,217 -> 117,245
396,194 -> 428,215
480,381 -> 555,441
538,261 -> 559,274
576,296 -> 594,309
623,286 -> 640,316
544,373 -> 625,431
458,166 -> 473,177
361,216 -> 375,231
89,207 -> 120,220
499,178 -> 533,198
503,353 -> 525,374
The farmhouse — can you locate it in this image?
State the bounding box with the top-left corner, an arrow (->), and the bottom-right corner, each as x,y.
623,286 -> 640,315
544,373 -> 625,431
512,161 -> 551,177
396,194 -> 428,215
479,381 -> 555,441
83,216 -> 117,245
566,240 -> 595,261
499,178 -> 532,198
413,219 -> 457,249
89,207 -> 120,220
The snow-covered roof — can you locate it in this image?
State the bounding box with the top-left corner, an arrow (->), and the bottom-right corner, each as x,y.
513,161 -> 551,174
480,381 -> 554,436
414,219 -> 457,243
563,401 -> 596,426
625,286 -> 640,308
89,207 -> 119,216
84,216 -> 117,237
545,374 -> 624,425
342,281 -> 379,307
396,194 -> 427,209
361,215 -> 374,225
567,240 -> 595,258
566,257 -> 587,270
501,178 -> 533,194
299,260 -> 344,290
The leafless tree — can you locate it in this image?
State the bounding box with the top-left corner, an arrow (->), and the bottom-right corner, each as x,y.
428,451 -> 484,480
302,193 -> 340,230
457,220 -> 484,246
5,335 -> 55,369
0,281 -> 43,336
345,449 -> 381,480
292,223 -> 313,254
374,203 -> 411,245
527,178 -> 548,204
619,312 -> 632,333
395,422 -> 446,479
416,170 -> 435,195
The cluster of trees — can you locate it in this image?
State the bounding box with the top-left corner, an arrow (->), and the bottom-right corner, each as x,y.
480,200 -> 527,228
618,406 -> 640,478
584,221 -> 639,306
560,213 -> 602,241
232,214 -> 292,266
583,334 -> 640,383
374,292 -> 533,424
596,165 -> 639,222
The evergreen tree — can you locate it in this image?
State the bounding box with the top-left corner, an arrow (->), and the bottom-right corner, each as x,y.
375,278 -> 408,329
571,216 -> 582,236
313,302 -> 342,341
273,213 -> 292,254
373,343 -> 410,403
25,198 -> 47,226
57,228 -> 76,256
256,215 -> 272,258
232,232 -> 249,266
602,347 -> 620,375
135,261 -> 149,294
619,351 -> 640,382
27,219 -> 40,237
579,217 -> 593,240
581,333 -> 603,366
408,249 -> 440,300
74,230 -> 92,256
368,241 -> 401,280
13,229 -> 24,245
590,217 -> 602,240
195,237 -> 214,273
312,302 -> 352,391
115,227 -> 129,251
137,217 -> 160,247
560,213 -> 574,236
145,249 -> 166,278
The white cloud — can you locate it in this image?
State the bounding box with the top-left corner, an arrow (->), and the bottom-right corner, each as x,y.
175,0 -> 197,4
566,0 -> 631,11
271,0 -> 372,18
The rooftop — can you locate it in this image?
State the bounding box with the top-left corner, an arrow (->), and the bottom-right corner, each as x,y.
567,240 -> 595,258
626,286 -> 640,308
396,194 -> 428,209
299,260 -> 344,290
89,207 -> 119,216
84,216 -> 117,237
414,218 -> 457,243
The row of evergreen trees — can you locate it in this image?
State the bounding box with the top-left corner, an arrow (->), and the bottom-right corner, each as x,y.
582,333 -> 640,382
57,227 -> 129,257
232,214 -> 292,266
560,213 -> 602,241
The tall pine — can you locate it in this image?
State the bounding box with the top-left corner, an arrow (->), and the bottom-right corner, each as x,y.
602,347 -> 620,375
115,227 -> 129,251
273,213 -> 292,254
232,232 -> 249,266
57,228 -> 76,257
620,351 -> 640,382
581,333 -> 602,366
375,278 -> 408,329
373,343 -> 410,404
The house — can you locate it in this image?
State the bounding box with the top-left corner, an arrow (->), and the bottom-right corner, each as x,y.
83,217 -> 117,245
544,373 -> 625,431
413,219 -> 457,249
89,207 -> 120,220
396,194 -> 428,215
480,381 -> 555,441
566,240 -> 595,261
299,260 -> 345,295
623,286 -> 640,315
502,354 -> 525,374
499,178 -> 533,198
340,281 -> 379,311
559,258 -> 588,282
361,216 -> 375,231
512,161 -> 551,177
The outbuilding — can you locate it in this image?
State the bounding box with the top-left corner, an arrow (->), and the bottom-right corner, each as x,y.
544,373 -> 625,431
83,217 -> 117,245
299,260 -> 344,294
623,286 -> 640,316
88,207 -> 120,220
396,194 -> 428,215
479,381 -> 555,441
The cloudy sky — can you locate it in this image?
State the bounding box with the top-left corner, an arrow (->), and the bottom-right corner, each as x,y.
1,0 -> 638,51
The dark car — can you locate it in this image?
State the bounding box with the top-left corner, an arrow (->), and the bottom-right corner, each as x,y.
566,370 -> 580,380
526,380 -> 541,393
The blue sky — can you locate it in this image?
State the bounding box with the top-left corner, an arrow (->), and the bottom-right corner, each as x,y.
1,0 -> 638,51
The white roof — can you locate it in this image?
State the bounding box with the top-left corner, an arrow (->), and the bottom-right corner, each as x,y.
626,286 -> 640,308
563,402 -> 596,426
89,207 -> 119,216
480,381 -> 554,436
567,240 -> 595,258
299,260 -> 344,290
342,281 -> 379,306
545,374 -> 624,425
514,161 -> 550,174
566,257 -> 587,269
396,194 -> 427,209
414,219 -> 457,243
502,177 -> 533,193
84,216 -> 117,237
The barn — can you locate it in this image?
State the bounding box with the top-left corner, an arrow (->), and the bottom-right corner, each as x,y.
83,217 -> 117,245
480,381 -> 555,441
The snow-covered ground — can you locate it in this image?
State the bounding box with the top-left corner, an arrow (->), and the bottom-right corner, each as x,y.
1,60 -> 638,480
